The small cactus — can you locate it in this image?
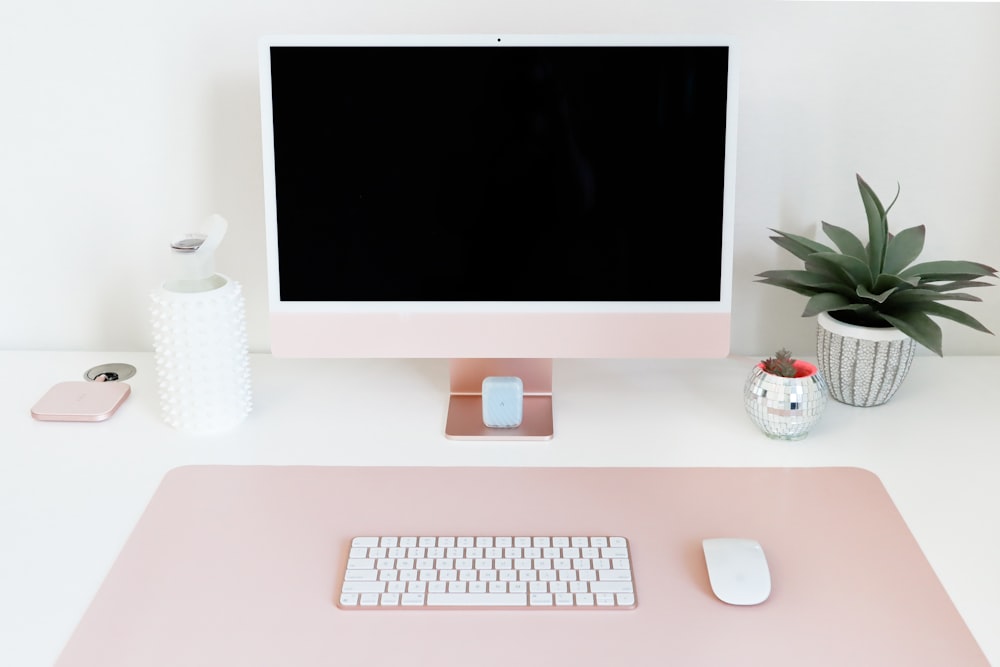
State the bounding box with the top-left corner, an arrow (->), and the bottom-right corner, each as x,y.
761,348 -> 798,377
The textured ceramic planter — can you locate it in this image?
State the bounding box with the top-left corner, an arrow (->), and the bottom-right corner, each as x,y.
744,360 -> 828,441
816,311 -> 915,407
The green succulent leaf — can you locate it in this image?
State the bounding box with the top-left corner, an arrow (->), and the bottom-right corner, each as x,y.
917,280 -> 996,292
809,251 -> 874,289
882,225 -> 926,274
884,288 -> 982,305
756,280 -> 858,301
917,301 -> 994,335
879,310 -> 943,357
901,260 -> 999,281
820,221 -> 867,263
857,174 -> 893,274
754,276 -> 820,298
856,285 -> 898,303
801,291 -> 854,316
872,273 -> 920,293
755,270 -> 856,296
802,255 -> 848,282
882,301 -> 993,357
768,229 -> 836,262
919,274 -> 999,284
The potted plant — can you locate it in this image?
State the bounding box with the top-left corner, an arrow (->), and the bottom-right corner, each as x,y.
744,348 -> 828,441
756,174 -> 997,406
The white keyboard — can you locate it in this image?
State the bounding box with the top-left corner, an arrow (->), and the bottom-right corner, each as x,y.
337,535 -> 637,609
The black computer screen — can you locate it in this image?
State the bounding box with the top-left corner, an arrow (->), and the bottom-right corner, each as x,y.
268,44 -> 730,303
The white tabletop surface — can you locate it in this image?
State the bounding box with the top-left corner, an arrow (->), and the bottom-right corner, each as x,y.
1,351 -> 997,666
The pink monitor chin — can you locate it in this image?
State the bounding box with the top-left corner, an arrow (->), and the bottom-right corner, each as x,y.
269,311 -> 731,359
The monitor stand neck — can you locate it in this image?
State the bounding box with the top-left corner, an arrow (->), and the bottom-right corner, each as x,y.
445,359 -> 554,440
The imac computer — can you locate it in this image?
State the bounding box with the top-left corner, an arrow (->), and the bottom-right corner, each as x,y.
258,34 -> 738,440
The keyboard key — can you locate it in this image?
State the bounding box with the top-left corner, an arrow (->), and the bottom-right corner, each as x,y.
428,592 -> 527,606
590,581 -> 634,594
342,581 -> 386,594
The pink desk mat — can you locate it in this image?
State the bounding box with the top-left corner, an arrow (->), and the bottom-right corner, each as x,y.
55,466 -> 987,666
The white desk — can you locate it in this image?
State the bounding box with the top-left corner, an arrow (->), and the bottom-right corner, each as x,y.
1,351 -> 997,665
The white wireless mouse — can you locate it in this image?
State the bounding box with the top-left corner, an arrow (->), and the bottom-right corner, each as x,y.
702,537 -> 771,605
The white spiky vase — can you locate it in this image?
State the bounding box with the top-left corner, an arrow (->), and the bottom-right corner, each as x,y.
150,215 -> 252,434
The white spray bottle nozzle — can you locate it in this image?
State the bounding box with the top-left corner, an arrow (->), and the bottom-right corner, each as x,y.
170,214 -> 228,285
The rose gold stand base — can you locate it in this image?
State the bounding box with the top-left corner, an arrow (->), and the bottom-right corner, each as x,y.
445,359 -> 554,440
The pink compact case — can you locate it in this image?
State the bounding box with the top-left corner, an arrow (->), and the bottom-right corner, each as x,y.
31,381 -> 131,422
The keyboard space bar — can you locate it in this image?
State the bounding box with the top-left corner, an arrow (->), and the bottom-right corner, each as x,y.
426,592 -> 528,607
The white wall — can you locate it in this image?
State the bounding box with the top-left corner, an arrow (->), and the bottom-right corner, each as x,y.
2,0 -> 998,356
